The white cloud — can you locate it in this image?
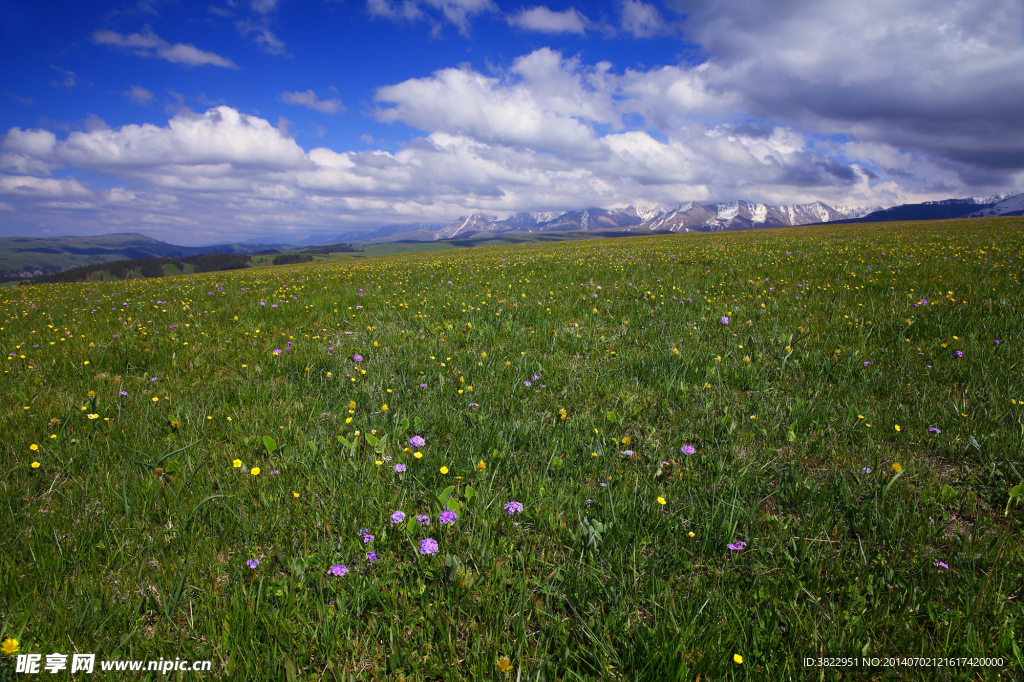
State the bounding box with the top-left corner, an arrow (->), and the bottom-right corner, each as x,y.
236,19 -> 289,56
93,28 -> 238,68
0,175 -> 91,197
367,0 -> 498,35
280,90 -> 344,114
620,0 -> 666,38
126,85 -> 155,105
508,6 -> 587,34
50,66 -> 80,88
252,0 -> 277,13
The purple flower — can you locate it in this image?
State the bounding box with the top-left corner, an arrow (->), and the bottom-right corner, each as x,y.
420,538 -> 439,555
532,374 -> 540,381
246,558 -> 260,569
328,564 -> 348,576
680,445 -> 696,455
524,381 -> 532,387
720,316 -> 729,325
953,350 -> 963,358
353,354 -> 363,362
366,551 -> 377,563
504,501 -> 524,515
599,482 -> 607,487
119,391 -> 129,396
439,510 -> 457,525
390,510 -> 406,525
621,450 -> 634,456
863,361 -> 871,367
271,470 -> 280,475
113,334 -> 119,338
994,339 -> 1001,345
861,467 -> 872,474
935,560 -> 949,570
362,533 -> 374,544
410,435 -> 426,448
727,540 -> 747,551
272,349 -> 282,356
417,514 -> 430,525
394,463 -> 406,473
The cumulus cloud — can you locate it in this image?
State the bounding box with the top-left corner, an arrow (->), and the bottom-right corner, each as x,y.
367,0 -> 498,35
280,90 -> 344,114
620,0 -> 666,38
126,85 -> 156,105
508,6 -> 588,34
93,28 -> 238,68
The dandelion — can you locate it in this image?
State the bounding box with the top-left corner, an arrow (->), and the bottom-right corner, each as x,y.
892,462 -> 903,473
328,564 -> 348,576
394,463 -> 406,473
440,466 -> 449,475
420,538 -> 439,555
233,459 -> 242,468
251,467 -> 260,476
496,656 -> 512,673
410,435 -> 425,447
688,531 -> 695,538
680,445 -> 696,455
727,540 -> 747,551
504,501 -> 523,515
390,510 -> 406,525
31,461 -> 40,469
657,496 -> 666,505
417,514 -> 431,525
894,424 -> 901,432
733,654 -> 743,665
439,510 -> 457,524
1,638 -> 19,656
414,451 -> 423,459
29,444 -> 38,451
477,460 -> 486,471
246,558 -> 260,569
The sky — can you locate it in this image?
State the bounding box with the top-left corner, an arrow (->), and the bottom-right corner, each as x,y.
1,0 -> 1023,245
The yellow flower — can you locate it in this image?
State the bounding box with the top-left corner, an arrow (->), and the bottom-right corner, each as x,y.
477,460 -> 486,471
440,466 -> 449,475
381,404 -> 388,412
1,638 -> 19,656
152,397 -> 159,402
348,401 -> 356,409
87,391 -> 96,398
87,413 -> 99,420
31,461 -> 40,469
496,656 -> 512,673
251,467 -> 260,476
50,434 -> 56,439
29,444 -> 38,451
233,459 -> 242,468
688,531 -> 695,538
293,491 -> 300,497
733,654 -> 743,665
894,424 -> 901,432
375,460 -> 383,466
891,462 -> 902,473
657,497 -> 666,505
414,451 -> 423,459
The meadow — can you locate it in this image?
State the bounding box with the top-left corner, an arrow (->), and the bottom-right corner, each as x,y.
1,217 -> 1022,680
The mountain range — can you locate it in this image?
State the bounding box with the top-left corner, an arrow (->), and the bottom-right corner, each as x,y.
305,193 -> 1022,245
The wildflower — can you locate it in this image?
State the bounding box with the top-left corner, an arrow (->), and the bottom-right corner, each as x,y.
861,467 -> 872,474
417,514 -> 431,525
1,638 -> 19,656
246,558 -> 260,569
935,560 -> 949,570
953,350 -> 963,358
414,451 -> 423,459
410,435 -> 425,447
891,462 -> 903,473
657,496 -> 666,505
328,564 -> 348,576
497,656 -> 512,673
272,349 -> 282,356
863,361 -> 871,367
271,470 -> 280,475
390,510 -> 406,525
524,381 -> 531,387
439,510 -> 457,524
292,491 -> 300,497
720,316 -> 729,325
733,654 -> 743,665
119,391 -> 128,396
477,460 -> 486,471
928,427 -> 941,433
233,459 -> 242,468
440,466 -> 449,474
251,467 -> 260,476
353,354 -> 362,361
381,404 -> 388,412
727,540 -> 747,551
420,538 -> 439,555
504,501 -> 523,515
31,461 -> 40,468
680,445 -> 696,455
688,531 -> 695,538
366,551 -> 377,563
394,463 -> 406,473
29,444 -> 38,451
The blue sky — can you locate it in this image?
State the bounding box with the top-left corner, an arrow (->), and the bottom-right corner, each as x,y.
2,0 -> 1022,244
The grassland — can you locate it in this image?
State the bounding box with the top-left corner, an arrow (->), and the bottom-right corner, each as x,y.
1,217 -> 1023,680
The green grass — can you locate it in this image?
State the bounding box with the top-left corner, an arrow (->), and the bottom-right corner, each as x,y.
1,217 -> 1023,680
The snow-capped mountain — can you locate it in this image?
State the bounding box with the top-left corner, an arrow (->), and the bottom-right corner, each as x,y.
635,200 -> 853,232
969,193 -> 1024,217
